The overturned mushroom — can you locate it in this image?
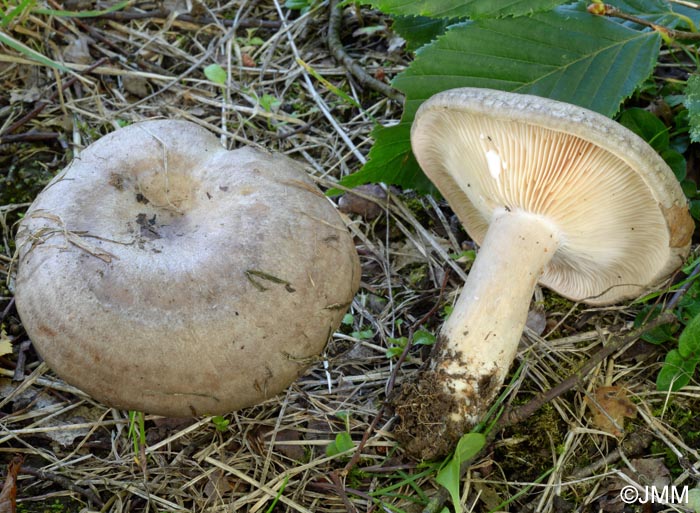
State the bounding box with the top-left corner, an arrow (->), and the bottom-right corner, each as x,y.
392,88 -> 693,459
14,120 -> 360,417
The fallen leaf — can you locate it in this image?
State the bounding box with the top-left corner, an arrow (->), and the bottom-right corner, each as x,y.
0,328 -> 12,357
585,386 -> 637,436
63,35 -> 93,65
0,455 -> 23,513
338,184 -> 386,220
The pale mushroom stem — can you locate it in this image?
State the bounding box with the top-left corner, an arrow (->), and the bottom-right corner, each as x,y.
392,208 -> 560,459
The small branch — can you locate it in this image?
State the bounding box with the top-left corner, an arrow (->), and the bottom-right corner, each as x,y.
0,298 -> 14,323
0,131 -> 60,144
20,465 -> 104,507
91,9 -> 282,29
327,0 -> 403,102
328,470 -> 358,513
588,3 -> 700,41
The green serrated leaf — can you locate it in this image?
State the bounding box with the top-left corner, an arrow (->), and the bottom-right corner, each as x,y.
347,4 -> 661,192
203,63 -> 227,85
340,122 -> 436,193
392,15 -> 453,51
684,75 -> 700,143
367,0 -> 567,19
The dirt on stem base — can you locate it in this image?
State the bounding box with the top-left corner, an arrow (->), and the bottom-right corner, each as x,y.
390,343 -> 502,460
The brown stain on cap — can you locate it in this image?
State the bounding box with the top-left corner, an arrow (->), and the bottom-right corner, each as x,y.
662,203 -> 695,248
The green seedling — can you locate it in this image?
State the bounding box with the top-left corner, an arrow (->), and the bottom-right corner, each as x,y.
386,329 -> 436,358
435,433 -> 486,513
326,411 -> 355,457
211,415 -> 230,431
127,410 -> 146,465
351,327 -> 374,340
203,63 -> 227,85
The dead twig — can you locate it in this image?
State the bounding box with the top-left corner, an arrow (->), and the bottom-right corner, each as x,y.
327,0 -> 403,102
91,9 -> 282,30
20,465 -> 104,507
588,3 -> 700,41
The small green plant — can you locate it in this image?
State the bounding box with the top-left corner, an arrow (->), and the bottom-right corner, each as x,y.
635,259 -> 700,392
386,329 -> 436,358
351,326 -> 374,340
203,63 -> 227,85
434,433 -> 486,513
211,415 -> 230,431
258,93 -> 282,113
326,411 -> 355,457
127,410 -> 146,464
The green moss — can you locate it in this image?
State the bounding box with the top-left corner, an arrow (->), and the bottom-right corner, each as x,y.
494,403 -> 566,481
17,498 -> 81,513
0,162 -> 54,206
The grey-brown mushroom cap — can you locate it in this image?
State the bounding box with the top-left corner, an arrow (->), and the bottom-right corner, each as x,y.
14,119 -> 360,417
411,88 -> 694,305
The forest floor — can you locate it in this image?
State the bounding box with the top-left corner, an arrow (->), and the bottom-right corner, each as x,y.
1,2 -> 700,513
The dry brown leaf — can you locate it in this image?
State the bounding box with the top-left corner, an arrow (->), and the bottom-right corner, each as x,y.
585,386 -> 637,436
0,455 -> 23,513
0,329 -> 12,357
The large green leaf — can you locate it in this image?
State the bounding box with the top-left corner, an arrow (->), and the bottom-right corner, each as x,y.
367,0 -> 568,19
344,4 -> 661,192
392,15 -> 454,51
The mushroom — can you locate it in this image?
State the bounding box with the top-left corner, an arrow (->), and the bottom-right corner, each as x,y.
13,119 -> 360,417
391,88 -> 694,459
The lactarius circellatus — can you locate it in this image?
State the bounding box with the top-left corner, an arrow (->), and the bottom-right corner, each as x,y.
14,120 -> 360,417
392,88 -> 694,459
